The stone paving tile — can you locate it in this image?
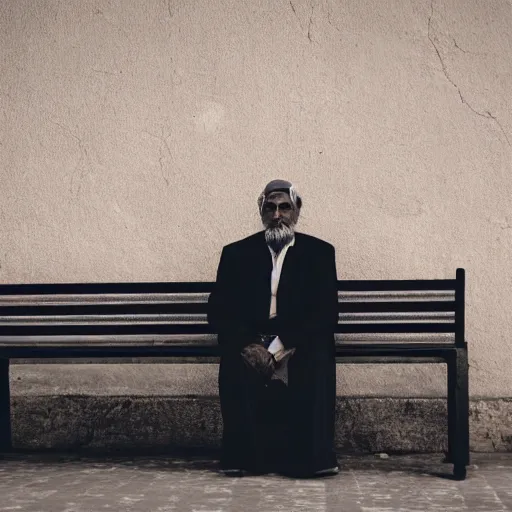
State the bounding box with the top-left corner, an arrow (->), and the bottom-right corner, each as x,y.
0,453 -> 511,511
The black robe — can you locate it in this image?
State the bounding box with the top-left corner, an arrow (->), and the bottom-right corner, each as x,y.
207,230 -> 339,475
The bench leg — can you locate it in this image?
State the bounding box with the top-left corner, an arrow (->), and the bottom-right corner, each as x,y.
0,359 -> 12,453
445,358 -> 455,464
448,348 -> 470,480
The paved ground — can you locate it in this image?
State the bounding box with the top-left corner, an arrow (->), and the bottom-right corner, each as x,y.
0,452 -> 511,511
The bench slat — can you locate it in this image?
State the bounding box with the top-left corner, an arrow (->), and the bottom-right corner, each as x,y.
339,279 -> 457,291
338,279 -> 457,291
340,301 -> 456,312
0,322 -> 456,336
0,301 -> 458,316
0,343 -> 459,359
0,304 -> 208,315
0,293 -> 210,306
0,279 -> 457,295
0,332 -> 455,346
0,313 -> 454,325
0,282 -> 216,295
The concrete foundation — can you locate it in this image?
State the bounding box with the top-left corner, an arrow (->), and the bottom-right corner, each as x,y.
9,395 -> 512,454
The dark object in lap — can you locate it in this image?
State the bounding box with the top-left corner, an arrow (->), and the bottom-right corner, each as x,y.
240,343 -> 276,384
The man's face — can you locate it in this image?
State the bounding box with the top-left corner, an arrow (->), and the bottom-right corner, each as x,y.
261,191 -> 298,229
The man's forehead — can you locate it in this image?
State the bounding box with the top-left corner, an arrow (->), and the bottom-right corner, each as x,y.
265,191 -> 290,202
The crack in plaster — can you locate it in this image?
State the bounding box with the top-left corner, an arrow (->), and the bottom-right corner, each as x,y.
453,39 -> 467,53
452,38 -> 487,56
289,0 -> 297,17
143,130 -> 172,186
289,1 -> 303,30
289,1 -> 316,43
427,0 -> 511,147
50,121 -> 88,198
307,4 -> 314,43
327,7 -> 341,32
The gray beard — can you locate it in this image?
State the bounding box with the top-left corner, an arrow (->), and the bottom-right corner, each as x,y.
264,221 -> 295,254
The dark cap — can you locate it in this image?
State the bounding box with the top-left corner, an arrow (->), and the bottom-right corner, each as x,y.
257,179 -> 302,215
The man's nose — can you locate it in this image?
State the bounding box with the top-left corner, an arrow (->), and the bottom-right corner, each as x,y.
273,209 -> 282,219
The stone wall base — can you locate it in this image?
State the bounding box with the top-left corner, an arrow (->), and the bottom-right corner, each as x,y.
9,396 -> 512,453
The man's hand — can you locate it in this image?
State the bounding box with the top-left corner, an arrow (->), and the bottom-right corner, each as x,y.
272,347 -> 296,366
240,343 -> 276,383
267,336 -> 295,367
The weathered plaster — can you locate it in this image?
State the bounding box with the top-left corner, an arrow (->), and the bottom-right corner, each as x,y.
1,0 -> 511,398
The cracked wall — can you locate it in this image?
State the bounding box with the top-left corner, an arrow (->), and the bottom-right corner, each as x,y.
1,0 -> 511,398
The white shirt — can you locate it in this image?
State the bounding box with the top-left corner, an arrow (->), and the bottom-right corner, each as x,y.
266,236 -> 295,354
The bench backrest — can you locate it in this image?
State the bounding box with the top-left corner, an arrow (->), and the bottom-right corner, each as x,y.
0,269 -> 465,348
337,268 -> 464,348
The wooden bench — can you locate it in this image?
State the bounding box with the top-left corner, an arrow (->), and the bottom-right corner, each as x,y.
0,268 -> 469,479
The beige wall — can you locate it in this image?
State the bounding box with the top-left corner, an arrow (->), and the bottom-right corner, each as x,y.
1,0 -> 511,398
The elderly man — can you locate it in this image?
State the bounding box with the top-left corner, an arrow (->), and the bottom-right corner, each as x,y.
207,179 -> 339,477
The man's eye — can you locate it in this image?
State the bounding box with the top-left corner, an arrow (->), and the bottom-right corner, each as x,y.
263,202 -> 292,213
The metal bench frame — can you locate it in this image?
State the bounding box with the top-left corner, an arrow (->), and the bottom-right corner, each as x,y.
0,268 -> 469,479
